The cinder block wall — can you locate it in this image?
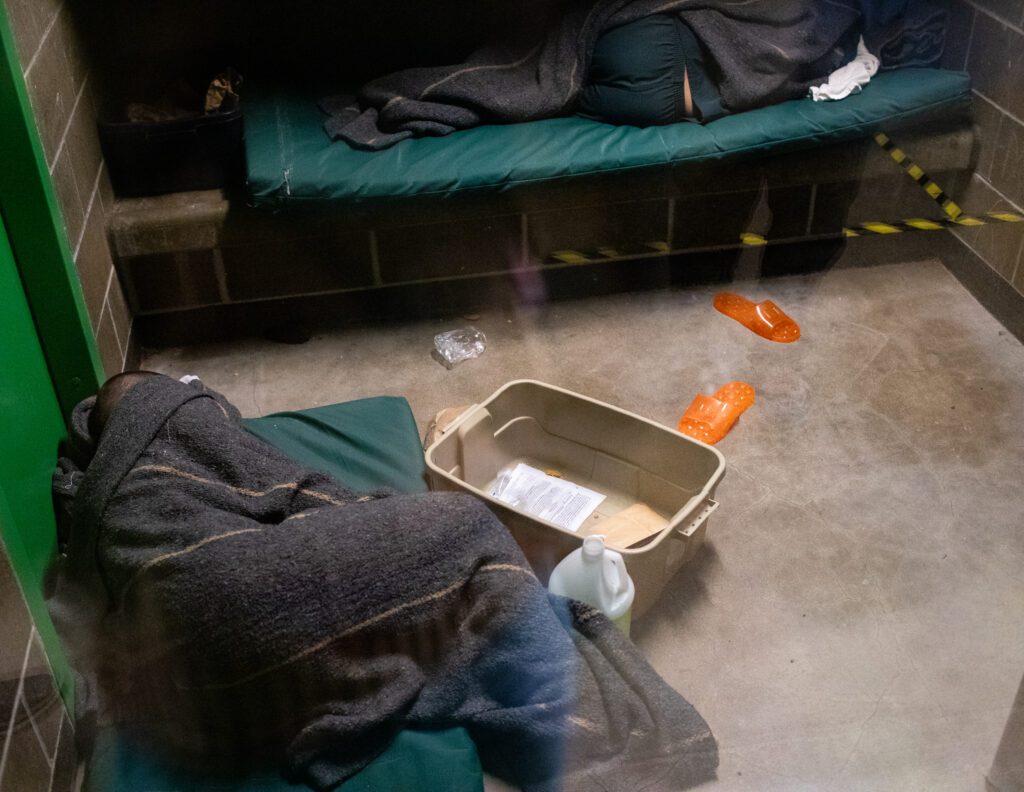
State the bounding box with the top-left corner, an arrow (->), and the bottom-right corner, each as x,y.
0,541 -> 77,790
947,0 -> 1024,294
3,0 -> 133,375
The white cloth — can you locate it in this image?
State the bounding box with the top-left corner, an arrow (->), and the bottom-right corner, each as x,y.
809,37 -> 879,102
178,375 -> 201,384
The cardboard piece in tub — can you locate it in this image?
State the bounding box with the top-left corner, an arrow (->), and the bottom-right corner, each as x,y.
583,503 -> 668,550
424,380 -> 726,618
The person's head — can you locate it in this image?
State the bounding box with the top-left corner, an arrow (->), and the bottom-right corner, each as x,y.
88,371 -> 162,439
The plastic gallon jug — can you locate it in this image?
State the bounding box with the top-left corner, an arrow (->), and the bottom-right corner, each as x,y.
548,536 -> 635,635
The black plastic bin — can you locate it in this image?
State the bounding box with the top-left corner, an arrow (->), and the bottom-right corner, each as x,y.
98,107 -> 245,197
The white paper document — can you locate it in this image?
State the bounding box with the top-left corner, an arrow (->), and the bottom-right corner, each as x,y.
489,463 -> 605,532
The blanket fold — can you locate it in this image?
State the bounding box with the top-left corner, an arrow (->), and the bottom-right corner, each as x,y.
51,377 -> 718,791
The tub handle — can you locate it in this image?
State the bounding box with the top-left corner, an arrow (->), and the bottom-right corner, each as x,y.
444,404 -> 479,438
676,499 -> 718,538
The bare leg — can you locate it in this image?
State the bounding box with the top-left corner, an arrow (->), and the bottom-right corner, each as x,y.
683,67 -> 694,118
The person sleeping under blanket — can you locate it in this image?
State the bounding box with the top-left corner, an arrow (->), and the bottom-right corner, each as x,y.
324,1 -> 940,149
571,0 -> 944,126
577,14 -> 729,127
577,8 -> 909,127
49,372 -> 719,792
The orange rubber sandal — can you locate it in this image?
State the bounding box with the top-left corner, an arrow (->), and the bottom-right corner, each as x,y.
714,292 -> 801,343
678,382 -> 756,445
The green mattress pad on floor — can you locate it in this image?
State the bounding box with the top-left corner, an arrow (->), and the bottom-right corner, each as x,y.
85,396 -> 481,792
246,68 -> 971,205
244,396 -> 429,494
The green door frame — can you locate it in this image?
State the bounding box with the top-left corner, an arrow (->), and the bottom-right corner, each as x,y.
0,6 -> 103,416
1,6 -> 106,710
0,218 -> 74,706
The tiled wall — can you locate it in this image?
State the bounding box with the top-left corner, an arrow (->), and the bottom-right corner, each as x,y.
3,0 -> 134,376
0,540 -> 78,791
947,0 -> 1024,294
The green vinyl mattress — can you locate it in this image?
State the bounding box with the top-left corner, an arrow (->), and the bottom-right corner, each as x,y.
85,396 -> 483,792
245,68 -> 971,205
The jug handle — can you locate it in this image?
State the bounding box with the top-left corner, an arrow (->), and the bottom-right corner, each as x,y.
604,553 -> 629,597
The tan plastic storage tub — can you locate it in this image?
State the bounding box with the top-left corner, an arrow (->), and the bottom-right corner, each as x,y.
425,380 -> 726,618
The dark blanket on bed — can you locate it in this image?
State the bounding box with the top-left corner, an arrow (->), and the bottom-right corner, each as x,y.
323,0 -> 863,149
49,376 -> 718,791
865,0 -> 950,70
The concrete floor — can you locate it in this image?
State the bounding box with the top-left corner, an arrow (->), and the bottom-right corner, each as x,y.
144,257 -> 1024,790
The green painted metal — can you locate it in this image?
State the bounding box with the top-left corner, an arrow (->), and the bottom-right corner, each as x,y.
0,4 -> 103,416
0,219 -> 74,705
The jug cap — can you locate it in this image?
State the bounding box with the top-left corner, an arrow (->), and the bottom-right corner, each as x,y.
582,535 -> 605,559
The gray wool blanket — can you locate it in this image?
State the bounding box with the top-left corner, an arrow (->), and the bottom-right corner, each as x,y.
323,0 -> 862,150
50,376 -> 718,791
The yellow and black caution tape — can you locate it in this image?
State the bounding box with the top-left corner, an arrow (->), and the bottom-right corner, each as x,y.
548,240 -> 671,265
548,250 -> 592,264
544,133 -> 1021,263
843,211 -> 1023,238
873,131 -> 963,220
845,131 -> 1021,236
542,210 -> 1024,263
